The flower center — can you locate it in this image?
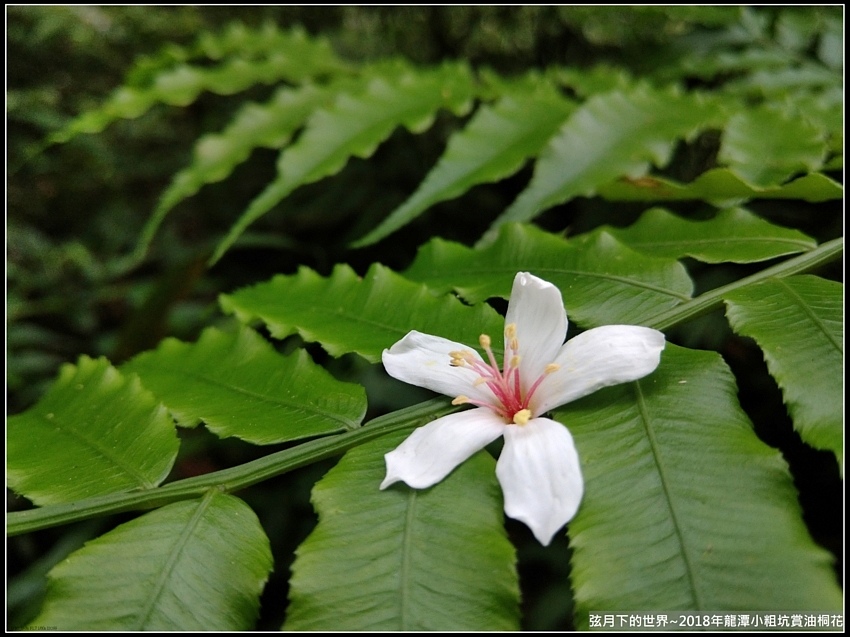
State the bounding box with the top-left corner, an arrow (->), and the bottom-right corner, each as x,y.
449,323 -> 560,425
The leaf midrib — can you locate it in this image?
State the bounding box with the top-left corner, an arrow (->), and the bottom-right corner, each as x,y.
36,409 -> 155,490
325,307 -> 506,358
634,380 -> 703,609
398,489 -> 418,631
775,278 -> 843,354
624,236 -> 815,250
142,364 -> 361,430
135,491 -> 216,630
421,266 -> 691,301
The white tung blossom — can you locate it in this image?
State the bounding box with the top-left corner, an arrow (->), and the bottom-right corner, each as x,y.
380,272 -> 665,545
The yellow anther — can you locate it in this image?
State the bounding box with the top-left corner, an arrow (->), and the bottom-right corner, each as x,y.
513,409 -> 532,425
545,363 -> 561,374
449,350 -> 467,367
505,323 -> 517,339
509,338 -> 519,351
473,377 -> 489,386
452,395 -> 470,405
479,333 -> 492,349
510,355 -> 521,368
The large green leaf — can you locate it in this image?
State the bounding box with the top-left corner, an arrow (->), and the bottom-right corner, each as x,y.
27,491 -> 273,630
403,223 -> 693,327
482,85 -> 720,243
211,62 -> 475,264
353,83 -> 575,246
603,207 -> 817,263
285,428 -> 519,631
597,169 -> 843,203
122,326 -> 366,445
7,356 -> 178,506
719,106 -> 826,187
558,344 -> 841,628
724,275 -> 843,468
219,263 -> 505,362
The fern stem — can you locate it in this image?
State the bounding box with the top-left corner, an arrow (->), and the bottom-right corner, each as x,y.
7,398 -> 457,536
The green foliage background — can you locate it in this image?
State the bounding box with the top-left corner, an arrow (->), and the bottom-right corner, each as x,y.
7,6 -> 843,631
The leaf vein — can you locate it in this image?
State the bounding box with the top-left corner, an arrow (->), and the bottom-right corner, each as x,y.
135,490 -> 217,629
441,266 -> 690,301
147,364 -> 359,430
626,237 -> 814,250
775,278 -> 843,354
37,412 -> 155,489
399,490 -> 418,630
634,380 -> 703,608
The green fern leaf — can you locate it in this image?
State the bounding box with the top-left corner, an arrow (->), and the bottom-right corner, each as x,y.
726,63 -> 841,97
553,65 -> 635,97
719,106 -> 826,187
676,47 -> 792,81
49,26 -> 343,144
128,22 -> 329,84
793,87 -> 842,159
598,168 -> 843,203
665,8 -> 841,88
219,263 -> 504,363
7,356 -> 178,506
816,12 -> 843,69
28,492 -> 272,630
603,207 -> 817,263
562,344 -> 842,626
122,326 -> 366,445
285,429 -> 519,630
403,223 -> 693,327
724,275 -> 843,469
353,83 -> 575,246
210,61 -> 475,264
135,83 -> 338,264
196,21 -> 327,63
481,85 -> 720,243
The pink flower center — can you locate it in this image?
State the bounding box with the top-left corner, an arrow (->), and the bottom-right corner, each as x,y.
449,323 -> 559,425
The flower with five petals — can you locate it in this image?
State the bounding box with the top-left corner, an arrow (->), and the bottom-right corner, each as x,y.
380,272 -> 665,545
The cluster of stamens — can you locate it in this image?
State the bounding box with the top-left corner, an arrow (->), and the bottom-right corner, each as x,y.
449,323 -> 560,425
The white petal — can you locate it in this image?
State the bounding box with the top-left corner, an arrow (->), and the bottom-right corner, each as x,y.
380,408 -> 507,490
535,325 -> 665,414
496,418 -> 583,546
382,331 -> 494,404
504,272 -> 567,382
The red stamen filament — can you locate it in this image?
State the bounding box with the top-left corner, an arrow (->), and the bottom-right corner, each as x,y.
450,325 -> 560,424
